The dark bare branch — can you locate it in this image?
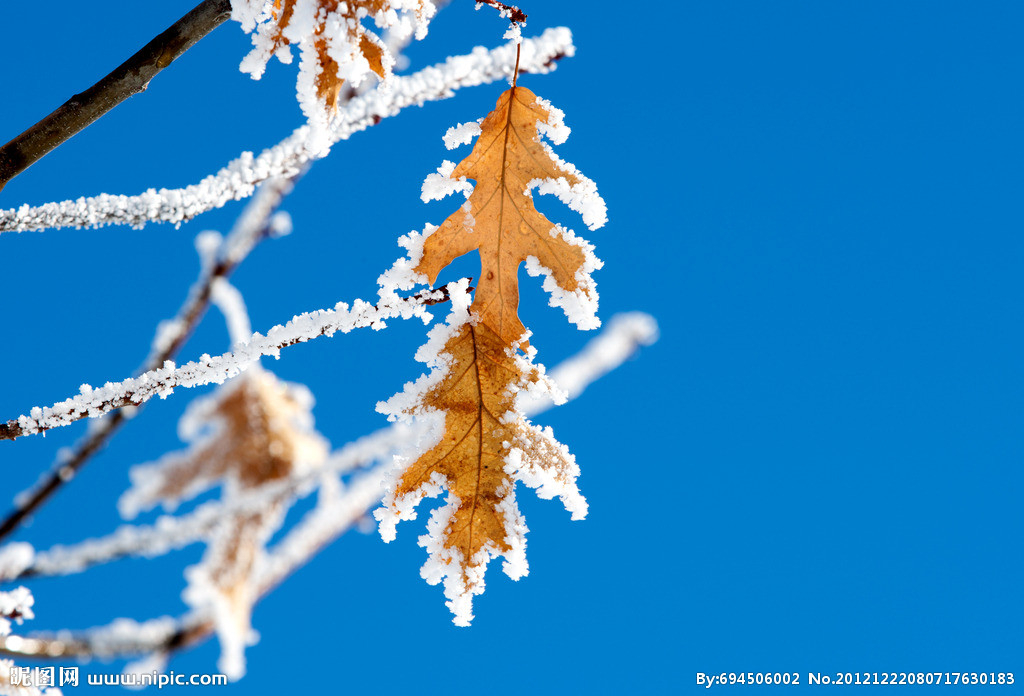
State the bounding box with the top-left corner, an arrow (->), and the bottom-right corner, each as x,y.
0,0 -> 232,193
0,614 -> 211,660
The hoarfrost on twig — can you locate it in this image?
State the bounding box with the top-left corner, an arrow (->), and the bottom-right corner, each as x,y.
0,29 -> 575,234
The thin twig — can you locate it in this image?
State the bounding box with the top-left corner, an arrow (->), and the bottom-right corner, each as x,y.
0,175 -> 299,542
0,283 -> 469,443
475,0 -> 527,24
0,0 -> 232,193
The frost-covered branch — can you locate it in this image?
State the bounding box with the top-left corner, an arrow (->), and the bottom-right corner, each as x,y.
0,283 -> 465,442
475,0 -> 527,25
521,312 -> 660,414
0,0 -> 232,193
18,439 -> 393,580
0,586 -> 46,696
0,177 -> 297,543
0,311 -> 658,660
0,28 -> 575,234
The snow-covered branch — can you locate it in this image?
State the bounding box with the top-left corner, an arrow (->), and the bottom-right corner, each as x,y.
522,312 -> 660,414
0,28 -> 575,234
21,439 -> 397,579
0,284 -> 465,442
0,462 -> 391,661
0,586 -> 46,696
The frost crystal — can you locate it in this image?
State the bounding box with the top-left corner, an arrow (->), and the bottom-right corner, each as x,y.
0,587 -> 60,696
442,120 -> 483,150
421,161 -> 473,202
0,545 -> 34,582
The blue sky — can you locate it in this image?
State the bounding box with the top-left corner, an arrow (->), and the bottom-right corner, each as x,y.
1,2 -> 1022,694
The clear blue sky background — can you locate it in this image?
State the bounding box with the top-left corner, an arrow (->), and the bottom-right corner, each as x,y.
1,2 -> 1022,694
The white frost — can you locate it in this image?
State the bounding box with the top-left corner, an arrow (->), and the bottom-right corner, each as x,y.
210,278 -> 253,348
376,223 -> 436,302
526,312 -> 659,412
0,587 -> 34,627
0,545 -> 34,583
12,287 -> 443,439
524,224 -> 603,331
421,160 -> 473,202
0,587 -> 61,696
442,120 -> 482,150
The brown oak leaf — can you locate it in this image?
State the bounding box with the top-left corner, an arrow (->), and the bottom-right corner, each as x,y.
120,369 -> 328,676
414,85 -> 606,345
374,88 -> 607,624
376,289 -> 587,625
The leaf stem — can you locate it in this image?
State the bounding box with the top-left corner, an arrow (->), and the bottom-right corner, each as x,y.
513,43 -> 522,87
